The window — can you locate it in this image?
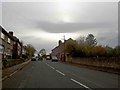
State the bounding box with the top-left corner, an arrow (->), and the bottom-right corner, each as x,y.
8,38 -> 11,43
0,45 -> 3,54
13,41 -> 15,44
6,48 -> 11,55
1,32 -> 4,39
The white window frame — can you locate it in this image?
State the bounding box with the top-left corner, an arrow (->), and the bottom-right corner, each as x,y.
8,38 -> 11,43
1,32 -> 4,39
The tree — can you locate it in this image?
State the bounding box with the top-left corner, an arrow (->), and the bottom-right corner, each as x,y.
105,46 -> 114,57
76,36 -> 88,57
77,36 -> 86,46
114,45 -> 120,57
26,44 -> 36,59
91,45 -> 107,57
65,39 -> 79,57
39,49 -> 46,57
86,34 -> 97,47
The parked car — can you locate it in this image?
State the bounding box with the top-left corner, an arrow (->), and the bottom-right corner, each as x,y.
31,57 -> 36,61
46,56 -> 51,60
38,57 -> 43,61
51,56 -> 58,62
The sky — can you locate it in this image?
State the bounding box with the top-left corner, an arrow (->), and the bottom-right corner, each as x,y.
0,0 -> 119,53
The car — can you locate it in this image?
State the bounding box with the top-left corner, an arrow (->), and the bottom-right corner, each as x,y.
31,57 -> 36,61
38,57 -> 43,61
46,56 -> 51,60
51,56 -> 58,62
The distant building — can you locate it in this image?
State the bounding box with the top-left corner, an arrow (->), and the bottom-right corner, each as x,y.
51,38 -> 75,62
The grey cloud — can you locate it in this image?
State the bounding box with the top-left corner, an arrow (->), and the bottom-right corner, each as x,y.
20,36 -> 57,52
2,2 -> 118,52
97,36 -> 118,47
32,41 -> 57,53
96,31 -> 118,47
36,21 -> 114,33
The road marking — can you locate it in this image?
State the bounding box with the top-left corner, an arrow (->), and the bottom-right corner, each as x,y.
70,78 -> 92,90
43,61 -> 55,69
56,70 -> 65,76
47,64 -> 50,67
43,61 -> 49,66
49,66 -> 55,69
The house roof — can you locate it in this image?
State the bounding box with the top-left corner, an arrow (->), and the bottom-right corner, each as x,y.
1,26 -> 22,46
51,38 -> 76,52
1,26 -> 15,41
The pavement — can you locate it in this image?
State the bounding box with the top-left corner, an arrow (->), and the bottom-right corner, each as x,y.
2,60 -> 119,89
1,60 -> 31,81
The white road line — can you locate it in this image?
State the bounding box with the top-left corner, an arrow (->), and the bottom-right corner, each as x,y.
56,70 -> 65,76
49,66 -> 55,69
43,61 -> 49,66
47,65 -> 50,67
71,78 -> 92,90
43,61 -> 55,69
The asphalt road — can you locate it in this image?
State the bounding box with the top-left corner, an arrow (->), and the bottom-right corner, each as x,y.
2,60 -> 119,89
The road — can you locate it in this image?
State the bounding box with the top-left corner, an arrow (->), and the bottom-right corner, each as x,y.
2,60 -> 119,89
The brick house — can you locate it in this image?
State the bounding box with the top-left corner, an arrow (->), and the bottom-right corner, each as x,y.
9,32 -> 22,59
51,38 -> 75,62
0,26 -> 22,60
0,42 -> 3,59
0,26 -> 15,59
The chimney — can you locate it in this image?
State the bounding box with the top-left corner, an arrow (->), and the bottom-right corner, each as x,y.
9,31 -> 13,36
58,40 -> 62,45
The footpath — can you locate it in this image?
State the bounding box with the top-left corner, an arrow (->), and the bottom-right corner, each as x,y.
1,60 -> 31,81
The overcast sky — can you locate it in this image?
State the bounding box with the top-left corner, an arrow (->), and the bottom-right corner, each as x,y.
1,1 -> 118,53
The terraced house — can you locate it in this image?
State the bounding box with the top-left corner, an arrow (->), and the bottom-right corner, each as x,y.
0,26 -> 14,59
0,26 -> 22,60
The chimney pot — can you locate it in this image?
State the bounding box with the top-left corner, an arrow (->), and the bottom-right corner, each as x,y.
9,31 -> 13,36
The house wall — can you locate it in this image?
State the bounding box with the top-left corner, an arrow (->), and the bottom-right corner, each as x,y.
51,42 -> 64,61
51,38 -> 75,62
2,33 -> 14,59
0,26 -> 23,63
12,41 -> 22,59
0,34 -> 3,59
18,42 -> 22,56
0,44 -> 3,59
